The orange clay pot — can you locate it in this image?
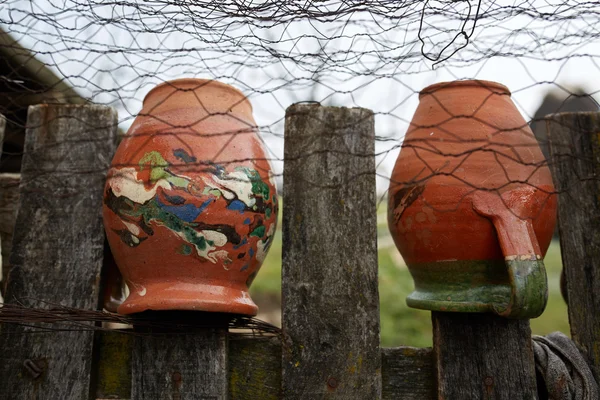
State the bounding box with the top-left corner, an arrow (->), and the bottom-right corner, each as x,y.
388,80 -> 556,318
102,79 -> 278,316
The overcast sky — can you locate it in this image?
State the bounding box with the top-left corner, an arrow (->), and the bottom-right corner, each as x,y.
2,0 -> 599,194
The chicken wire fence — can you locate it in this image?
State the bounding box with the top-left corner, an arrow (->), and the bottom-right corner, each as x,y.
0,0 -> 597,345
1,0 -> 598,191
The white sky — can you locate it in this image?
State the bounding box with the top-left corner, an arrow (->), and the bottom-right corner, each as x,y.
2,0 -> 599,194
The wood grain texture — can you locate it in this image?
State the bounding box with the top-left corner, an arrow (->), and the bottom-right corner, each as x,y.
0,114 -> 5,141
93,331 -> 132,400
131,312 -> 229,400
93,332 -> 436,400
381,347 -> 434,400
432,312 -> 537,399
132,330 -> 228,400
0,173 -> 21,298
0,104 -> 118,399
0,116 -> 9,300
546,112 -> 600,383
229,337 -> 281,400
282,104 -> 381,399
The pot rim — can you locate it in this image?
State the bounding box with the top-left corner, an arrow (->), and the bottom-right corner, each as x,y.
420,80 -> 511,98
143,78 -> 253,112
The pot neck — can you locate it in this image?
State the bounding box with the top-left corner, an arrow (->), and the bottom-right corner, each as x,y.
140,79 -> 253,119
419,80 -> 511,99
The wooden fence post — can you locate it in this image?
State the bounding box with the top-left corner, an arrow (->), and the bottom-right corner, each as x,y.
0,104 -> 118,399
282,104 -> 382,399
432,313 -> 537,398
0,113 -> 5,300
546,112 -> 600,382
131,313 -> 228,400
0,173 -> 21,299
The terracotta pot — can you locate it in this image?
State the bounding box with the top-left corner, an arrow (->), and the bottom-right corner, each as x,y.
102,78 -> 278,315
388,80 -> 556,318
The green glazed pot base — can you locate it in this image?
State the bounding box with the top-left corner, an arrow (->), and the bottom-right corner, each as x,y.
407,259 -> 513,313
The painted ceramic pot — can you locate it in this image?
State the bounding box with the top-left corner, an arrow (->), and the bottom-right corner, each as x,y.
102,78 -> 278,316
388,80 -> 556,319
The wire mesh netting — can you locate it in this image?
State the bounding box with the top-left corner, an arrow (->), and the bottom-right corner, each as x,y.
0,0 -> 599,344
2,0 -> 599,179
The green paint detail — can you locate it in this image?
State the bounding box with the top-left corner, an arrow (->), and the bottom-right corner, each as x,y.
250,225 -> 266,238
166,175 -> 190,188
236,166 -> 270,199
127,198 -> 208,252
178,244 -> 192,256
139,151 -> 169,183
265,207 -> 272,219
203,187 -> 222,197
406,258 -> 548,319
138,151 -> 190,188
500,258 -> 548,319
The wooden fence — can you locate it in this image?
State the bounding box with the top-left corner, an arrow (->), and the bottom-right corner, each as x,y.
0,104 -> 598,399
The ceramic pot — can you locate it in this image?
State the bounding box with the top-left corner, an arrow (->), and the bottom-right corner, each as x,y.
388,80 -> 556,318
102,78 -> 278,316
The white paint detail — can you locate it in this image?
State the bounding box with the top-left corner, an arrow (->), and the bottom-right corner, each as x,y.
256,224 -> 276,263
173,231 -> 217,262
201,230 -> 228,247
109,167 -> 171,203
208,250 -> 232,268
139,286 -> 147,296
210,171 -> 255,207
122,220 -> 141,236
505,255 -> 517,261
201,176 -> 235,200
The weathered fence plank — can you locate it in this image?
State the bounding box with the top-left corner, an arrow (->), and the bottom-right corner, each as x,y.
282,104 -> 381,399
432,313 -> 537,399
93,330 -> 132,399
0,104 -> 118,399
381,347 -> 435,400
546,111 -> 600,382
229,337 -> 282,400
0,115 -> 7,300
93,331 -> 435,400
131,312 -> 228,400
0,114 -> 4,145
0,173 -> 21,298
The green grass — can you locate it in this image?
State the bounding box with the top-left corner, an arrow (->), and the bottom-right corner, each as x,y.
250,201 -> 570,348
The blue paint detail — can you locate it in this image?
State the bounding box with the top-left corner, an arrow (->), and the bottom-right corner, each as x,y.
156,197 -> 212,222
233,238 -> 247,250
227,200 -> 246,213
163,192 -> 186,205
240,264 -> 249,272
249,248 -> 255,257
173,148 -> 197,164
243,218 -> 251,225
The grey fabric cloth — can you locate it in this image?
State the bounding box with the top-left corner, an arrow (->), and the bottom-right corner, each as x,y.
533,332 -> 599,400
